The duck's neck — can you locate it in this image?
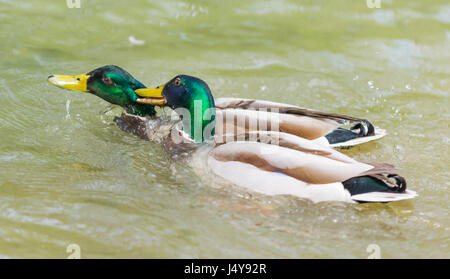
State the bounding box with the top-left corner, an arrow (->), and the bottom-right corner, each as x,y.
125,103 -> 157,117
125,85 -> 157,117
127,81 -> 158,117
182,93 -> 215,143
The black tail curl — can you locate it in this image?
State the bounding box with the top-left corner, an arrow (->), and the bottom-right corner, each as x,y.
350,119 -> 375,137
343,174 -> 407,196
325,119 -> 376,145
387,174 -> 407,192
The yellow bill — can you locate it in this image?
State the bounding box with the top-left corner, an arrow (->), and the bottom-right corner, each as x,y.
135,84 -> 166,105
47,74 -> 90,92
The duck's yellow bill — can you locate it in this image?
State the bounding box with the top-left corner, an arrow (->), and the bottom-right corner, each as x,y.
135,84 -> 166,105
47,74 -> 90,92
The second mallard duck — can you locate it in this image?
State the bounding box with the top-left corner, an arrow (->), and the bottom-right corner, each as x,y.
134,75 -> 416,203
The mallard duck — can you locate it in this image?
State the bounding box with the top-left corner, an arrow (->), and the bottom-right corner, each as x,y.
133,75 -> 417,203
48,65 -> 384,147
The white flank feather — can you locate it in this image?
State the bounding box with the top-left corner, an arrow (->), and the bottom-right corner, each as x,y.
207,157 -> 354,203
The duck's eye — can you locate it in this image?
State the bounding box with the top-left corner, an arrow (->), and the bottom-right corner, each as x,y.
102,76 -> 114,86
174,78 -> 182,87
76,78 -> 81,81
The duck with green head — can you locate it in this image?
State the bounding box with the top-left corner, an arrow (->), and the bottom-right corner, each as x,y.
136,75 -> 216,143
48,65 -> 162,117
48,65 -> 168,139
47,65 -> 383,147
134,75 -> 416,203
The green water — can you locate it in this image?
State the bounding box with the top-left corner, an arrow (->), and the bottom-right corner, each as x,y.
0,0 -> 449,258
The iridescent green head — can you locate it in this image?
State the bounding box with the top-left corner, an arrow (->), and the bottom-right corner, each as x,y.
135,75 -> 215,142
48,65 -> 156,116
